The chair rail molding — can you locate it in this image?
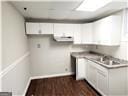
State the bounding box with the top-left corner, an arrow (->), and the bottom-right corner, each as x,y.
0,51 -> 30,78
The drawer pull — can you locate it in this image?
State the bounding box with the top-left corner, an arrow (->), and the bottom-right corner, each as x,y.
98,70 -> 106,77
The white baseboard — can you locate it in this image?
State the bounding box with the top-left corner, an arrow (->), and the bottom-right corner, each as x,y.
22,78 -> 31,96
30,72 -> 75,80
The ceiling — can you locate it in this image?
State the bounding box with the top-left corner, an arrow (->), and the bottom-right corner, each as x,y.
11,0 -> 128,22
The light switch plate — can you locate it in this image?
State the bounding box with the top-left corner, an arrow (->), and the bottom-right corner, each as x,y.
37,44 -> 41,48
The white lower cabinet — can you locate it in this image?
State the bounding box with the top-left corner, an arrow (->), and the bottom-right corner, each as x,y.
76,58 -> 87,80
108,68 -> 127,96
97,70 -> 108,95
75,57 -> 127,95
87,60 -> 97,88
96,64 -> 108,96
85,59 -> 127,96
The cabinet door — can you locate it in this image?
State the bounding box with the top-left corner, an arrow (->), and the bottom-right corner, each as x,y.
76,58 -> 86,80
99,16 -> 112,45
126,67 -> 128,95
97,69 -> 108,95
87,60 -> 97,88
73,24 -> 81,44
99,15 -> 122,45
26,23 -> 41,34
93,15 -> 121,45
40,23 -> 53,34
54,24 -> 74,37
81,23 -> 93,44
93,21 -> 101,44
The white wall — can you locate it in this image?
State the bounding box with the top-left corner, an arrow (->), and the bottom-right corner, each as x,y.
2,2 -> 29,70
0,1 -> 2,91
2,56 -> 30,95
1,2 -> 30,95
28,35 -> 90,77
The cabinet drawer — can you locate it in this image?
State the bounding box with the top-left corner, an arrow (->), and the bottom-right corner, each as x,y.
96,63 -> 108,76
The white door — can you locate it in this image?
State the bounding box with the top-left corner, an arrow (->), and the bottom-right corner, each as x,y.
87,60 -> 97,88
97,69 -> 108,95
76,58 -> 86,80
26,23 -> 41,34
73,24 -> 81,44
81,23 -> 93,44
40,23 -> 53,34
54,24 -> 74,37
99,16 -> 112,45
93,21 -> 101,44
93,15 -> 121,45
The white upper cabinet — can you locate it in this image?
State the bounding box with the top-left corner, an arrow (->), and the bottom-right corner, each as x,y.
26,13 -> 122,45
93,20 -> 101,44
74,23 -> 93,44
81,23 -> 93,44
26,23 -> 41,34
93,14 -> 122,46
73,24 -> 81,44
53,23 -> 75,37
40,23 -> 53,34
26,22 -> 53,34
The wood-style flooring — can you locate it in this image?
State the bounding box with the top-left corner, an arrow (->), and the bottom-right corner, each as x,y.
26,76 -> 101,96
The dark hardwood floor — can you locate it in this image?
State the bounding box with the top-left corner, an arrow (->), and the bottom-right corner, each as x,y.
26,76 -> 101,96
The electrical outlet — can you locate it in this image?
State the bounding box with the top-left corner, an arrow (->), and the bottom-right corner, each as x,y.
96,45 -> 98,49
37,44 -> 41,48
65,68 -> 68,71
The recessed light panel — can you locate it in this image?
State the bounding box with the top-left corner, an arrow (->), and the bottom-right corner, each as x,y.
76,0 -> 112,12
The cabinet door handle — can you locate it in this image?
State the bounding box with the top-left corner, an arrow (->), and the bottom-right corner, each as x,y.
98,70 -> 106,77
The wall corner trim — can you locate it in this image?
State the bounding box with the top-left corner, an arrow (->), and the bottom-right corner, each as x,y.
0,51 -> 30,78
22,78 -> 31,96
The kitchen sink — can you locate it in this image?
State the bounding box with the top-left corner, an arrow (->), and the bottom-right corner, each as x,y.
93,57 -> 121,66
100,60 -> 120,65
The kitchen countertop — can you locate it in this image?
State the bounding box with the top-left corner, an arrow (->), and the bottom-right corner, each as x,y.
71,51 -> 102,58
71,51 -> 128,69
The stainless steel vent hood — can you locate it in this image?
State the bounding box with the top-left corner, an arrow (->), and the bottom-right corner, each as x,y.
53,36 -> 74,42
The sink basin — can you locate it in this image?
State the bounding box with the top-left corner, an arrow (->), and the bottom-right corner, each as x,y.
101,60 -> 120,65
89,56 -> 128,68
93,57 -> 121,65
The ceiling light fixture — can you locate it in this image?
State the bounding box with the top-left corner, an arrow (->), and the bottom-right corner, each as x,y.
76,0 -> 112,12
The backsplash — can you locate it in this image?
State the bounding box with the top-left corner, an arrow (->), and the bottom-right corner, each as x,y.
91,41 -> 128,61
